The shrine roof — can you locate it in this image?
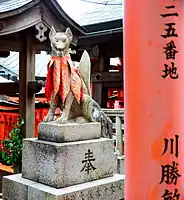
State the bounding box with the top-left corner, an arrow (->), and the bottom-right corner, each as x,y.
0,51 -> 50,77
0,0 -> 86,35
58,0 -> 123,27
0,76 -> 13,83
0,0 -> 123,34
83,19 -> 122,33
0,0 -> 32,13
78,1 -> 122,26
0,0 -> 123,79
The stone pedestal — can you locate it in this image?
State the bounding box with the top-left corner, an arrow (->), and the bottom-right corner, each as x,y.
3,174 -> 124,200
38,122 -> 101,142
2,122 -> 124,200
22,138 -> 116,188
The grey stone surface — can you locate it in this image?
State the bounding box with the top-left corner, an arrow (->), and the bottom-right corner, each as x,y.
117,156 -> 125,175
22,138 -> 116,188
2,173 -> 31,200
38,122 -> 101,142
3,174 -> 124,200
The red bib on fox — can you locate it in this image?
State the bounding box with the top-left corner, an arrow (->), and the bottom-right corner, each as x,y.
45,56 -> 85,104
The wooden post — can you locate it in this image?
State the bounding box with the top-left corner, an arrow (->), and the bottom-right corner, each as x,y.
92,56 -> 104,105
19,32 -> 35,138
93,56 -> 110,107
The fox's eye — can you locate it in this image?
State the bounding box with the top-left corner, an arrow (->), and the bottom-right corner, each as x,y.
55,38 -> 59,42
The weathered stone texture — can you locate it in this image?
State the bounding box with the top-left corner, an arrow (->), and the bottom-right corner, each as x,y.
38,122 -> 101,142
22,138 -> 116,188
3,174 -> 124,200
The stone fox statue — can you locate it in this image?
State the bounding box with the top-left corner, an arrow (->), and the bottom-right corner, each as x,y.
43,27 -> 113,138
43,27 -> 93,124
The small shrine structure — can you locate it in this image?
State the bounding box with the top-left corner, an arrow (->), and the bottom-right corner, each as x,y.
0,0 -> 85,138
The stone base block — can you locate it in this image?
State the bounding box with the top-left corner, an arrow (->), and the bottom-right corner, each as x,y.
22,138 -> 116,188
3,174 -> 124,200
38,122 -> 101,142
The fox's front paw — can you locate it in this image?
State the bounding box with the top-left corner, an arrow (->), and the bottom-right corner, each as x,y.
55,116 -> 67,124
43,115 -> 54,122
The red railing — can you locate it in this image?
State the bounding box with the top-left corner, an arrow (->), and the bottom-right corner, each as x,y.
0,107 -> 49,143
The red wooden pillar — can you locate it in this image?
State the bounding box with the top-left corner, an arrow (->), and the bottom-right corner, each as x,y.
124,0 -> 184,199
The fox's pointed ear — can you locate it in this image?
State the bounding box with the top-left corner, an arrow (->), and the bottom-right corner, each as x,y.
49,26 -> 56,40
65,27 -> 73,42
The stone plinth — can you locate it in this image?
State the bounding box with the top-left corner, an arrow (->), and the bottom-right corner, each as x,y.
38,122 -> 101,143
22,138 -> 116,188
3,174 -> 124,200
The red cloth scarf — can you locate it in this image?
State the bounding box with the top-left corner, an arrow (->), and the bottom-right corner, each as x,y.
45,56 -> 85,104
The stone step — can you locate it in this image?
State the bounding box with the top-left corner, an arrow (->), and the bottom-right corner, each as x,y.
22,138 -> 116,188
3,174 -> 124,200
